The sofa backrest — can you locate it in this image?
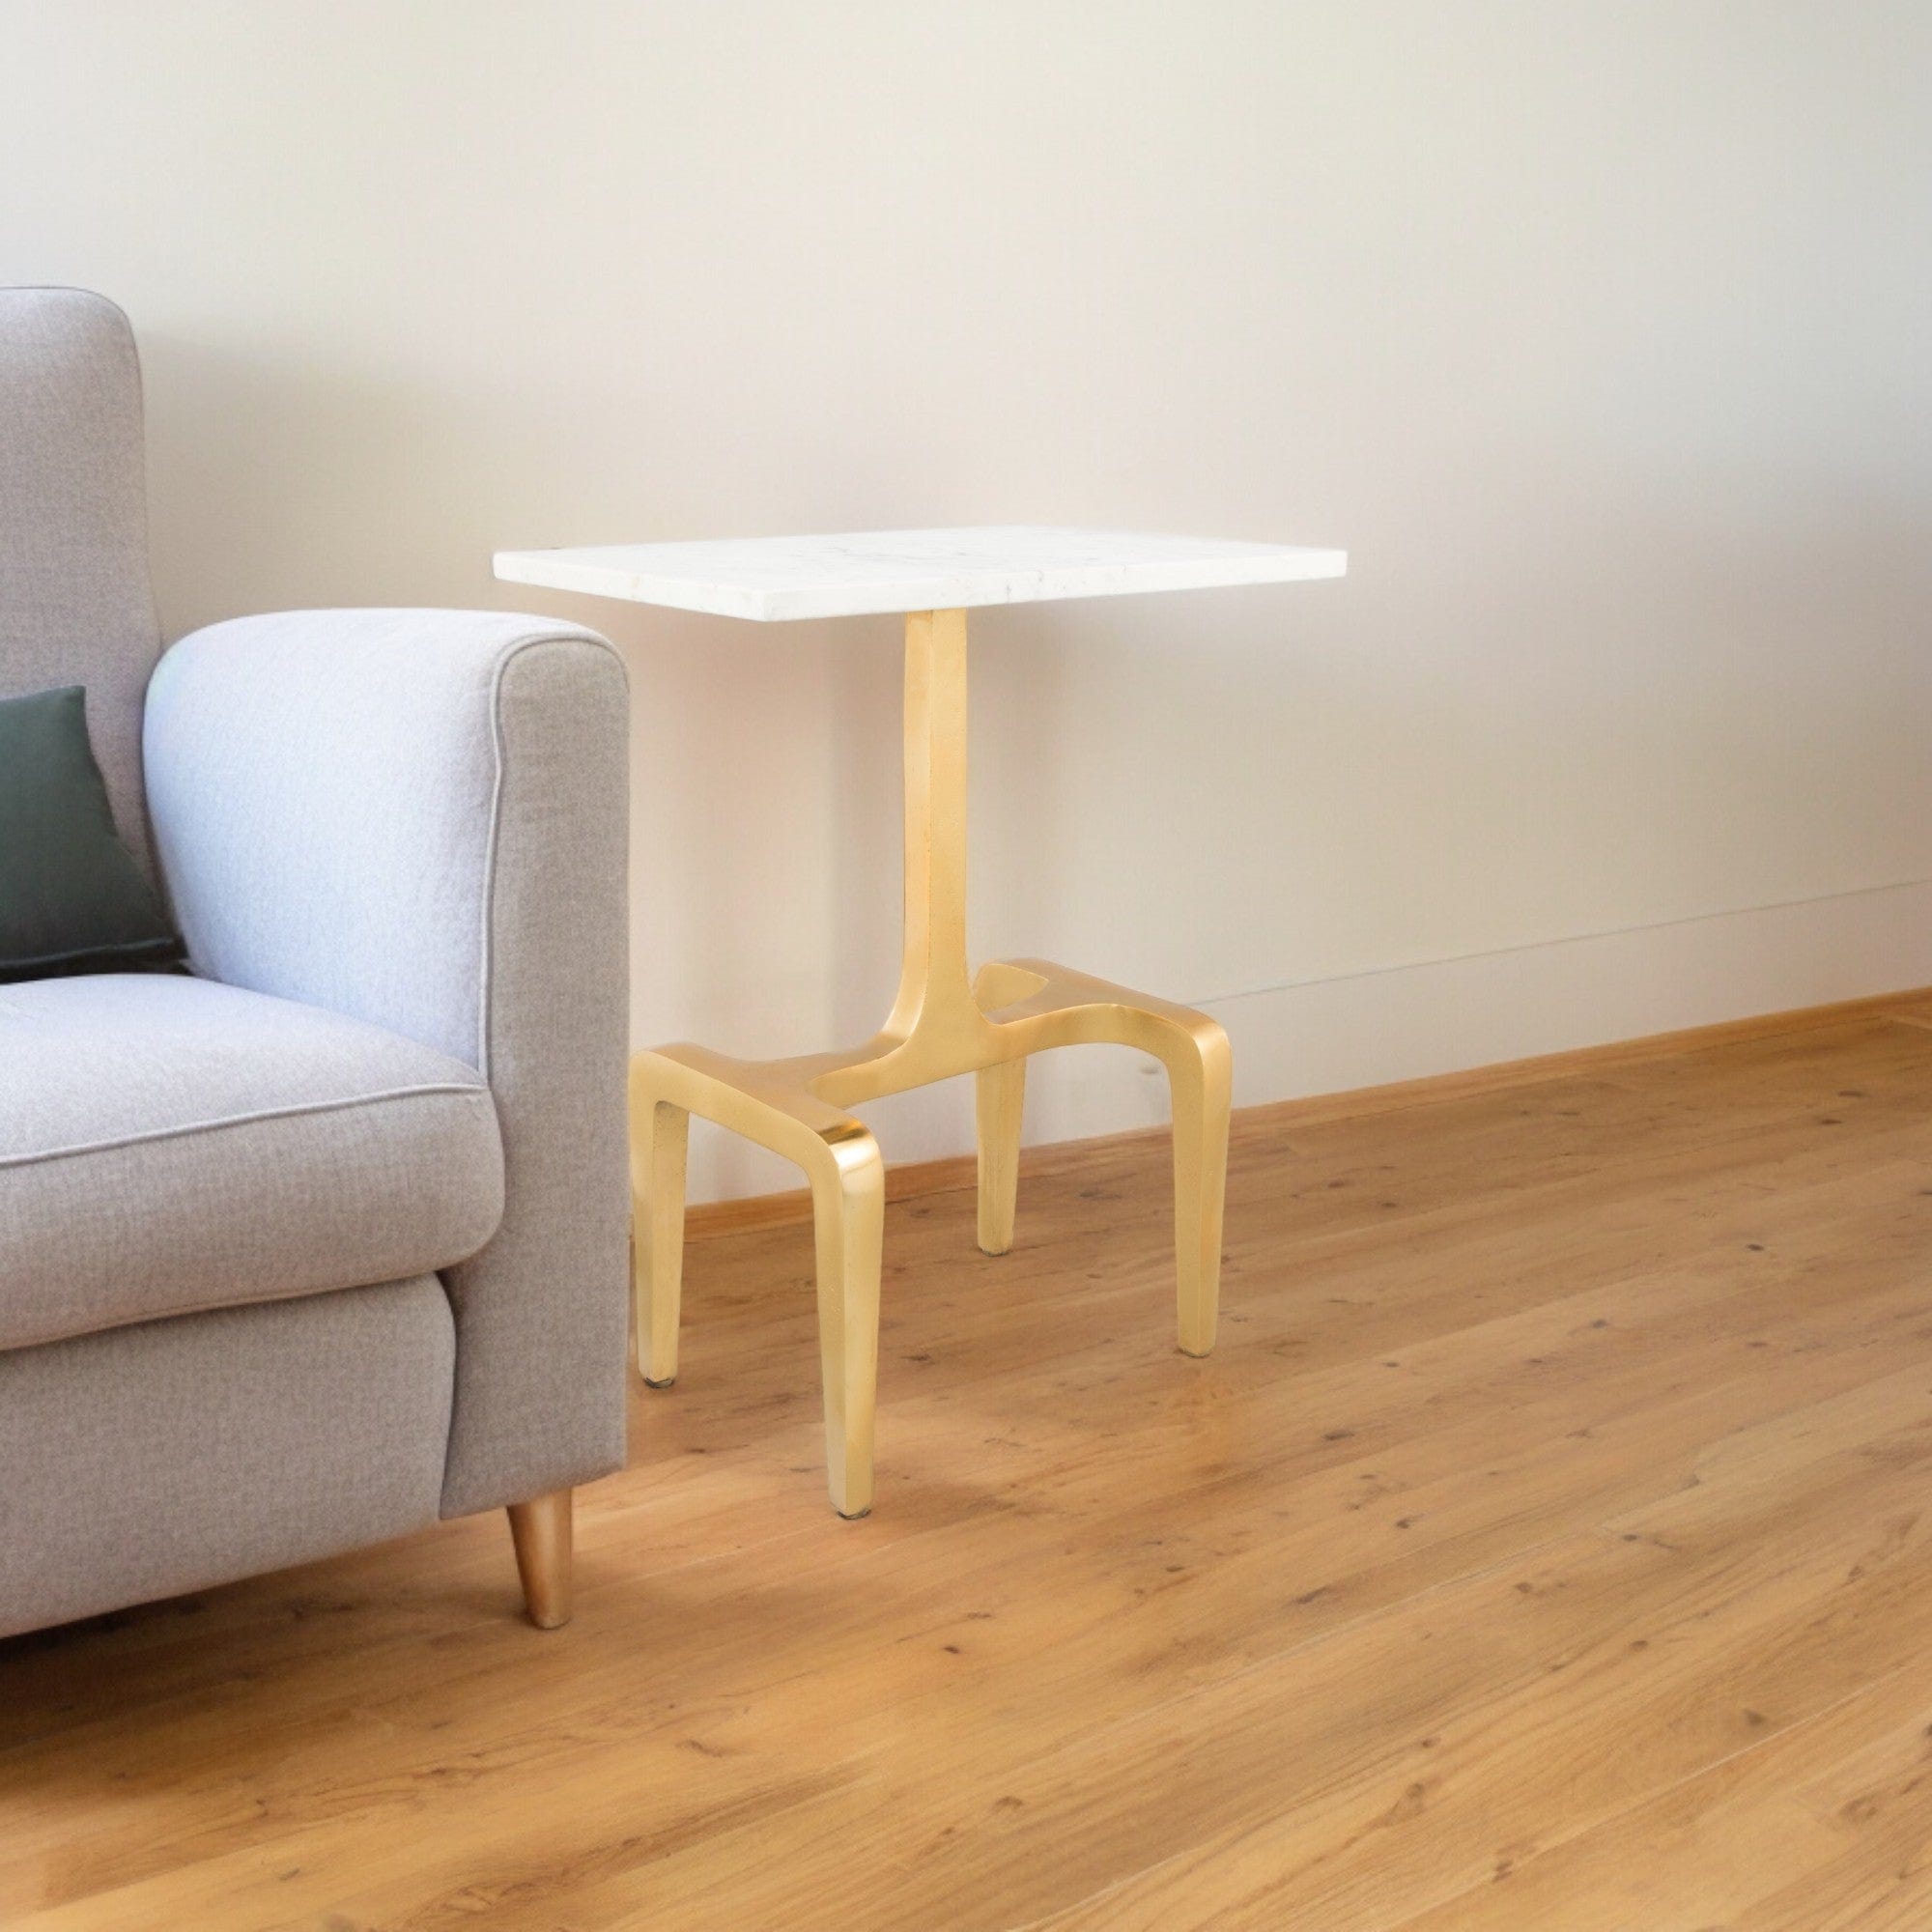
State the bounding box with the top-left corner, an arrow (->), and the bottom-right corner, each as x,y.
0,287 -> 161,870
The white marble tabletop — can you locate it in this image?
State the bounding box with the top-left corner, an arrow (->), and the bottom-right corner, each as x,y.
493,526 -> 1347,622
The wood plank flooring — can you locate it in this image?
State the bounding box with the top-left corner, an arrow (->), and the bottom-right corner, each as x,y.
8,997 -> 1932,1928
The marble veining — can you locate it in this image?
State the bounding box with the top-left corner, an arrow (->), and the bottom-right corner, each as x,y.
493,526 -> 1348,621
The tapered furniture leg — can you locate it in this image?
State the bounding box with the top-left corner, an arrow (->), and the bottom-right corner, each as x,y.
632,1041 -> 888,1520
632,1097 -> 690,1386
977,960 -> 1233,1357
506,1489 -> 574,1630
1163,1017 -> 1234,1356
976,1056 -> 1026,1257
810,1134 -> 886,1518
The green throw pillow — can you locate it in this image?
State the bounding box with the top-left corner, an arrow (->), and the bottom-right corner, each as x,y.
0,684 -> 185,982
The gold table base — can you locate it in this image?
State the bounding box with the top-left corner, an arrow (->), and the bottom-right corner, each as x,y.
630,608 -> 1232,1518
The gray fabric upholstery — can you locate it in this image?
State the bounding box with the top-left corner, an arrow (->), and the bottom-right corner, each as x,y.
0,1278 -> 455,1640
0,973 -> 503,1352
0,288 -> 631,1638
144,610 -> 632,1518
0,289 -> 159,871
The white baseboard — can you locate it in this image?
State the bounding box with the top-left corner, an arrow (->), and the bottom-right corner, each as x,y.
682,877 -> 1932,1204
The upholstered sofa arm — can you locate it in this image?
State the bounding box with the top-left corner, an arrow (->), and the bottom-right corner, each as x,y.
144,609 -> 632,1518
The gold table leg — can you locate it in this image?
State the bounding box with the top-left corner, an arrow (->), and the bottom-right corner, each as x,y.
629,607 -> 1233,1519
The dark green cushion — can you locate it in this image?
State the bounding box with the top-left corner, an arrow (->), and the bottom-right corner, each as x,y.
0,685 -> 184,982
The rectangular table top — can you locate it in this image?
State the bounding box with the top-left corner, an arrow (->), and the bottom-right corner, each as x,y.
493,526 -> 1347,622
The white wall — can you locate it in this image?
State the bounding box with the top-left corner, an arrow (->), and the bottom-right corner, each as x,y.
8,1 -> 1931,1199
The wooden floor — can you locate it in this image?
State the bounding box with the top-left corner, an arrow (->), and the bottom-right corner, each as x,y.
9,998 -> 1932,1929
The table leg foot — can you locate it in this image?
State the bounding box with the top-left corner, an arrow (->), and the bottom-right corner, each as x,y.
1167,1020 -> 1233,1358
631,1096 -> 690,1388
975,1056 -> 1027,1256
811,1132 -> 885,1520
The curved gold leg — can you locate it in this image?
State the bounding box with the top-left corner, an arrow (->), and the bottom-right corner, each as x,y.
980,960 -> 1233,1357
631,1047 -> 886,1518
1151,1012 -> 1233,1357
632,1097 -> 690,1386
810,1133 -> 885,1519
975,1057 -> 1026,1257
971,963 -> 1034,1258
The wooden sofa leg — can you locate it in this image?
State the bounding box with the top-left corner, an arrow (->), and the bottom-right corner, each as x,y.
506,1489 -> 574,1629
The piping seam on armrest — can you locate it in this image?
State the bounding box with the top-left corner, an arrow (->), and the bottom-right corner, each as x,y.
477,631 -> 614,1082
0,1083 -> 490,1171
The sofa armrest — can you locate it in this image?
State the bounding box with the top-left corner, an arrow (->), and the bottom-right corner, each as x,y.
144,608 -> 632,1517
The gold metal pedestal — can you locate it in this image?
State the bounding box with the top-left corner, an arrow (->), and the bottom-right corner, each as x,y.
630,608 -> 1233,1518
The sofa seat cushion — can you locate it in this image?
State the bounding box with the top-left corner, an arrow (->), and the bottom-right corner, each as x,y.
0,974 -> 504,1351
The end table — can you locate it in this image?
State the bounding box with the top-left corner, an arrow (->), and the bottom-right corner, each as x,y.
495,527 -> 1346,1518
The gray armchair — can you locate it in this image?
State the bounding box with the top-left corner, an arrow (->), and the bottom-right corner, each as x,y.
0,287 -> 630,1636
